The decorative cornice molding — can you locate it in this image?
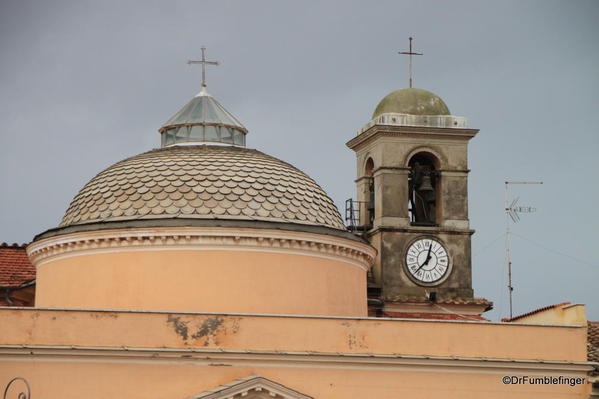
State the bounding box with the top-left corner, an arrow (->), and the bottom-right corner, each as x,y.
346,125 -> 479,151
0,345 -> 593,375
26,227 -> 376,270
366,226 -> 474,236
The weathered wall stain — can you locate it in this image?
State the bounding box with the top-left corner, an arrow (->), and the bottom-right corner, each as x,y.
228,317 -> 241,335
167,314 -> 189,340
25,311 -> 41,341
89,312 -> 118,319
167,315 -> 230,346
347,332 -> 368,350
340,320 -> 369,350
191,317 -> 224,346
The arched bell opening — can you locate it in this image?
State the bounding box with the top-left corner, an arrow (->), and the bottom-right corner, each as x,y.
364,157 -> 375,227
408,152 -> 440,226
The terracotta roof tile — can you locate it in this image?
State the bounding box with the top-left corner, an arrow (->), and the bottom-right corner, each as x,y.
0,243 -> 36,287
0,297 -> 29,306
385,295 -> 493,308
384,311 -> 490,322
500,302 -> 571,322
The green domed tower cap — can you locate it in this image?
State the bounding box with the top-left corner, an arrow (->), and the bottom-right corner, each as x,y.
372,88 -> 450,118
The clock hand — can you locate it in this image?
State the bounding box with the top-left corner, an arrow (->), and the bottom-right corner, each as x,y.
415,244 -> 434,273
425,243 -> 433,263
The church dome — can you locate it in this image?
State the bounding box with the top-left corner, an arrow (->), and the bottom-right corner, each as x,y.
60,145 -> 345,230
372,88 -> 450,118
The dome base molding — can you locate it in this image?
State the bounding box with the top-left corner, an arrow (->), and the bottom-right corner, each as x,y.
28,226 -> 376,271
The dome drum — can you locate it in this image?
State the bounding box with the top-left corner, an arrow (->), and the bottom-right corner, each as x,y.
29,225 -> 375,316
161,123 -> 246,147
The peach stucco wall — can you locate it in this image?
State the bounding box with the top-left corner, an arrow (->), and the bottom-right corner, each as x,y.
0,308 -> 587,361
510,304 -> 587,326
35,250 -> 367,316
0,360 -> 591,399
0,309 -> 591,399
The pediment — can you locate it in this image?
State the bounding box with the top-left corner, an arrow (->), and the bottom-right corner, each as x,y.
187,375 -> 314,399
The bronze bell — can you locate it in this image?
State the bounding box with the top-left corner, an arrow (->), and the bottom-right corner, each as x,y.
417,175 -> 434,192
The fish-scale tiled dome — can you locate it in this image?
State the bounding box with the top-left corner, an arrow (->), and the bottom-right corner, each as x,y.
60,145 -> 345,230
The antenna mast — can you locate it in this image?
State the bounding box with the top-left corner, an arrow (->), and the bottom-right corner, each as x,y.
504,181 -> 543,319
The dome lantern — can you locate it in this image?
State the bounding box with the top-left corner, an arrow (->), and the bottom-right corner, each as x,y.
159,47 -> 248,147
159,88 -> 248,147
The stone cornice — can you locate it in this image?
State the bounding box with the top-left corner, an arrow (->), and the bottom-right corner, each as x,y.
27,226 -> 376,271
347,125 -> 479,151
366,226 -> 474,236
34,218 -> 366,243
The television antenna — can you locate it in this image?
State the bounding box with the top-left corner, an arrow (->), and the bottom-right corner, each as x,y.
504,181 -> 543,319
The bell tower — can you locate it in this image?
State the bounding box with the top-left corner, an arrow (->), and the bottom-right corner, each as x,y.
347,88 -> 492,320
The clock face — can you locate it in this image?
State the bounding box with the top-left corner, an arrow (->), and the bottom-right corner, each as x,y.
405,238 -> 450,284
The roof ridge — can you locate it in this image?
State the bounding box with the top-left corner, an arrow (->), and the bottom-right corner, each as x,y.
501,302 -> 572,322
0,242 -> 28,249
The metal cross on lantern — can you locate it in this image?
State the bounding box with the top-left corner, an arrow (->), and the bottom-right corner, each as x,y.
187,46 -> 220,88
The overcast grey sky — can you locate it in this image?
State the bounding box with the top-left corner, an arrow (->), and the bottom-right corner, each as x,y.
0,0 -> 597,321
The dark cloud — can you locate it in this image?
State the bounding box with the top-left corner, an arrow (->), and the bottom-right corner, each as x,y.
1,0 -> 597,320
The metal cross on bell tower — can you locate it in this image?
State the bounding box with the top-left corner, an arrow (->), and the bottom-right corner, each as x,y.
398,37 -> 423,89
187,46 -> 220,88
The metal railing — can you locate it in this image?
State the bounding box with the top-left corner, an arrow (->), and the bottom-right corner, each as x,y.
345,199 -> 371,232
357,112 -> 468,135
